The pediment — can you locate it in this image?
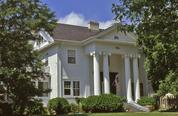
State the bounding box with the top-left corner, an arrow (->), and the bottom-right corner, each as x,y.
34,31 -> 54,50
96,26 -> 137,43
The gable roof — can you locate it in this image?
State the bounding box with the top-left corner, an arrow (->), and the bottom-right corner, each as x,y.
52,23 -> 104,41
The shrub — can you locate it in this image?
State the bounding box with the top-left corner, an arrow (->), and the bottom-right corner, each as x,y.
0,103 -> 13,115
75,97 -> 85,104
48,97 -> 70,114
70,103 -> 80,113
137,96 -> 156,106
24,99 -> 47,115
81,94 -> 126,113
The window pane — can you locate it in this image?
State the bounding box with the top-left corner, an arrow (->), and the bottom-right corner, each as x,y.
64,89 -> 71,95
73,81 -> 79,88
68,50 -> 76,64
73,81 -> 80,96
73,89 -> 80,96
38,82 -> 48,97
68,50 -> 75,57
38,82 -> 43,89
64,81 -> 71,88
68,57 -> 76,64
64,81 -> 71,95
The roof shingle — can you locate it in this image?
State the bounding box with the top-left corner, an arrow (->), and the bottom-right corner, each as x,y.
53,23 -> 104,41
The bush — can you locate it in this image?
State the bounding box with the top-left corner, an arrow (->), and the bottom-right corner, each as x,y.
0,103 -> 13,116
81,94 -> 126,113
24,99 -> 47,115
48,97 -> 70,114
75,97 -> 85,104
70,103 -> 80,113
137,96 -> 156,106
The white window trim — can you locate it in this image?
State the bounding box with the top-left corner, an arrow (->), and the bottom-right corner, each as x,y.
67,49 -> 77,65
63,80 -> 80,98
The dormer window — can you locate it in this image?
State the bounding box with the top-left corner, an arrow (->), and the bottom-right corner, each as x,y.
67,49 -> 76,64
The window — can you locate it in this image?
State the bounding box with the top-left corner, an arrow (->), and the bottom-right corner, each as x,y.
73,81 -> 80,96
63,81 -> 80,96
67,50 -> 76,64
32,79 -> 49,97
38,82 -> 49,97
64,81 -> 71,95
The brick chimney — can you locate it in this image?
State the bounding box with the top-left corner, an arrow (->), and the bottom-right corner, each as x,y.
88,21 -> 99,31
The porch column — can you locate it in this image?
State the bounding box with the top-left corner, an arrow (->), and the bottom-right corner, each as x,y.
103,53 -> 110,94
91,52 -> 101,95
133,55 -> 140,102
124,55 -> 132,102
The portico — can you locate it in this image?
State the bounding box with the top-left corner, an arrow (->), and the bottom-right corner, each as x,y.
90,51 -> 141,102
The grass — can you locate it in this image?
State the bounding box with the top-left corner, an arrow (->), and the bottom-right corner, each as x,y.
70,112 -> 178,116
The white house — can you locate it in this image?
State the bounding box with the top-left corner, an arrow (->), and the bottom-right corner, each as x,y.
34,21 -> 154,106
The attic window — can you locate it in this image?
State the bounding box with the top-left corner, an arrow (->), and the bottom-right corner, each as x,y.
67,50 -> 76,64
114,36 -> 119,40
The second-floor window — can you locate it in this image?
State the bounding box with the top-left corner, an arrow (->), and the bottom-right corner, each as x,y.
67,49 -> 76,64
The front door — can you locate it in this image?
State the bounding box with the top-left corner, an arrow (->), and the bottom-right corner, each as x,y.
110,72 -> 118,94
100,72 -> 119,95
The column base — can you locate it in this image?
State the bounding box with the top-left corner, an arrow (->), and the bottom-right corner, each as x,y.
127,98 -> 133,102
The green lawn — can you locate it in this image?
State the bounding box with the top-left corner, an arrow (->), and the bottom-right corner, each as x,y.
70,112 -> 178,116
89,112 -> 178,116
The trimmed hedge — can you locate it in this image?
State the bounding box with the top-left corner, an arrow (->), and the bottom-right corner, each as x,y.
48,97 -> 70,114
81,94 -> 126,113
137,96 -> 156,106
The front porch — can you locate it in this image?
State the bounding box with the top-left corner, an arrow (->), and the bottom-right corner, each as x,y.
90,52 -> 146,102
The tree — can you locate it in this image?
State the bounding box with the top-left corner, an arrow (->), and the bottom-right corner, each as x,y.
112,0 -> 178,91
0,0 -> 56,115
157,70 -> 178,96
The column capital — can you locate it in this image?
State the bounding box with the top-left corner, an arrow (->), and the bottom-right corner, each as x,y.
123,54 -> 141,59
132,54 -> 141,59
123,54 -> 131,58
102,52 -> 111,56
90,51 -> 100,56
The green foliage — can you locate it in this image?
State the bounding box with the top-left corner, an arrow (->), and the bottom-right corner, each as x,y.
157,71 -> 178,96
0,0 -> 56,115
137,96 -> 156,106
70,103 -> 80,113
23,99 -> 47,115
48,97 -> 70,114
113,0 -> 178,91
75,97 -> 86,104
81,94 -> 126,113
0,103 -> 13,116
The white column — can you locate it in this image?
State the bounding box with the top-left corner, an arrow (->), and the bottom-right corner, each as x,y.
92,52 -> 100,95
124,55 -> 132,102
133,56 -> 140,102
103,53 -> 110,94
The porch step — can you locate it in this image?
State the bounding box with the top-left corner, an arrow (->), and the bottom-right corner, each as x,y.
124,101 -> 150,112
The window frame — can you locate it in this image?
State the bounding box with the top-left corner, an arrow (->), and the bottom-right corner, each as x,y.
63,80 -> 80,97
63,81 -> 72,96
73,81 -> 80,96
32,77 -> 50,98
67,49 -> 76,64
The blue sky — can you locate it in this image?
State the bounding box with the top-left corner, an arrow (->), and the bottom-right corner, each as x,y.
42,0 -> 118,29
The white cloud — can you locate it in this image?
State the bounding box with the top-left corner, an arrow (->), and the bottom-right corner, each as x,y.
58,12 -> 114,29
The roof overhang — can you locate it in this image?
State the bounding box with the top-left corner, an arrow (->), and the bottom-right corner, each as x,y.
38,23 -> 137,52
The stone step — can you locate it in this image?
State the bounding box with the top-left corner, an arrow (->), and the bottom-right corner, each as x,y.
124,101 -> 150,112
